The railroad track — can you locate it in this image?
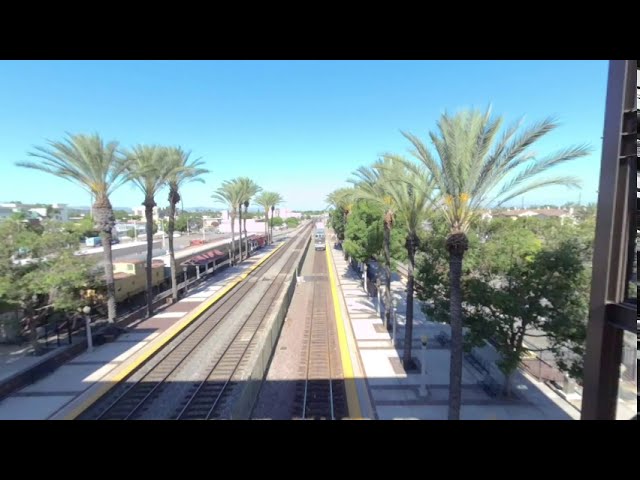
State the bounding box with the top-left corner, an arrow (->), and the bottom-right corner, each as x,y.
78,225 -> 312,420
291,251 -> 347,419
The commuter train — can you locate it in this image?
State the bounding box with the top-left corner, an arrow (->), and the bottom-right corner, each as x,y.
314,221 -> 326,251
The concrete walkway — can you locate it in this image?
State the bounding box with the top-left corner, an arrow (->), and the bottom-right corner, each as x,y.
327,243 -> 579,420
0,243 -> 283,420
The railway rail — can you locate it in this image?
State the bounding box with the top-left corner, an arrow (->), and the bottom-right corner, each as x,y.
78,224 -> 312,420
291,250 -> 347,419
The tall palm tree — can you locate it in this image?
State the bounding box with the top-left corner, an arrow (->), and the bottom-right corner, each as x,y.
401,107 -> 590,420
349,158 -> 401,330
376,158 -> 436,369
212,181 -> 243,266
165,147 -> 209,303
236,177 -> 262,260
326,188 -> 354,260
17,133 -> 129,323
125,145 -> 173,317
255,191 -> 283,242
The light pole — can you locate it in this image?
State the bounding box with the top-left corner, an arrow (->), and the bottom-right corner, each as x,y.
82,305 -> 93,352
391,297 -> 398,347
183,266 -> 188,293
419,335 -> 429,397
270,205 -> 275,244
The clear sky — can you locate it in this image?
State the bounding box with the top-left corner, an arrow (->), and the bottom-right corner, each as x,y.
0,60 -> 608,211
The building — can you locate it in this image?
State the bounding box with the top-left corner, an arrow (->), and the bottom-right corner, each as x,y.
273,207 -> 302,220
132,206 -> 159,222
492,207 -> 576,224
0,202 -> 69,223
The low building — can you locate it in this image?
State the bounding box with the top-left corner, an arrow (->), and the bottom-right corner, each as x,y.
273,207 -> 302,219
132,206 -> 159,222
493,207 -> 576,224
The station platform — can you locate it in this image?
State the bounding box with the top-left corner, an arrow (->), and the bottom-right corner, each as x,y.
325,237 -> 580,420
0,241 -> 286,420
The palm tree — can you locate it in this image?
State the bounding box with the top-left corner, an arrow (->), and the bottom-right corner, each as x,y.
349,158 -> 401,330
255,192 -> 283,242
401,107 -> 591,420
17,133 -> 129,323
376,158 -> 436,369
165,147 -> 209,303
125,145 -> 173,317
326,188 -> 354,260
236,177 -> 262,260
212,181 -> 243,266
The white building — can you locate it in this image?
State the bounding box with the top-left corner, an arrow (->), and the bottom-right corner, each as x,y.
273,207 -> 302,220
0,202 -> 69,223
132,206 -> 159,222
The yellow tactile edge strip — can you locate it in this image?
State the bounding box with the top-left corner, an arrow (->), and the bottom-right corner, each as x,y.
54,241 -> 288,420
325,241 -> 371,420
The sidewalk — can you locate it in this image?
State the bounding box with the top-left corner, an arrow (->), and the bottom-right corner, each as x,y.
0,242 -> 284,420
327,243 -> 579,420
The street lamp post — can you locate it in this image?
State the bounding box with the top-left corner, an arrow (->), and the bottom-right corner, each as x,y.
270,205 -> 275,244
419,335 -> 429,397
83,305 -> 93,352
183,266 -> 188,293
391,297 -> 398,346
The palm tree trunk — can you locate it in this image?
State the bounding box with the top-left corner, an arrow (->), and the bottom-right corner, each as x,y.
26,301 -> 40,355
230,216 -> 235,266
144,199 -> 155,317
168,188 -> 179,302
447,233 -> 468,421
503,372 -> 513,397
402,235 -> 416,370
243,211 -> 248,257
238,207 -> 243,262
383,219 -> 392,330
94,198 -> 117,323
264,208 -> 268,240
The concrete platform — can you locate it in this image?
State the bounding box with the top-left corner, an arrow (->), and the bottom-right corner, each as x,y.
326,237 -> 579,421
0,242 -> 285,420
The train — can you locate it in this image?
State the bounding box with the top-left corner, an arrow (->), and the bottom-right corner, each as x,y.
87,233 -> 270,307
314,221 -> 325,251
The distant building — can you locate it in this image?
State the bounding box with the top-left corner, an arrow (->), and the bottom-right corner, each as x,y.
0,202 -> 69,223
492,207 -> 576,224
273,207 -> 302,219
132,206 -> 159,222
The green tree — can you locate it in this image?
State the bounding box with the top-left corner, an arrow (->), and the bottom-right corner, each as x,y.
326,188 -> 354,242
271,216 -> 284,227
465,241 -> 589,394
174,214 -> 190,233
125,145 -> 174,317
236,177 -> 262,261
255,192 -> 284,243
401,107 -> 591,419
212,181 -> 244,266
343,201 -> 384,263
0,219 -> 98,353
17,133 -> 130,323
165,147 -> 209,302
349,157 -> 404,329
113,210 -> 130,221
377,159 -> 436,369
285,217 -> 300,229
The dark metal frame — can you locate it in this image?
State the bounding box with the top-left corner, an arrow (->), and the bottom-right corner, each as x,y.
581,60 -> 637,420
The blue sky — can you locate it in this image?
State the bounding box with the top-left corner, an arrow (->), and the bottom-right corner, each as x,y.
0,60 -> 608,211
